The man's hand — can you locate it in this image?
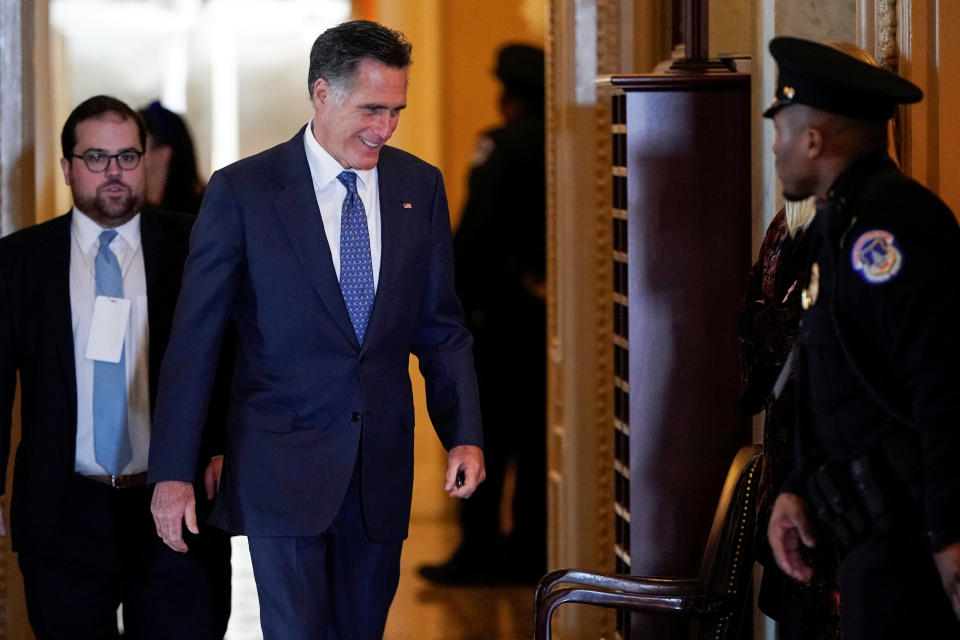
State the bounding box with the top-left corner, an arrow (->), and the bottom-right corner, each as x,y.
204,455 -> 224,500
151,480 -> 198,553
444,445 -> 485,498
934,541 -> 960,620
0,508 -> 6,537
768,492 -> 817,583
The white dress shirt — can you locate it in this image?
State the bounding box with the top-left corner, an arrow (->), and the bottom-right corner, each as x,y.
70,208 -> 151,475
303,121 -> 382,291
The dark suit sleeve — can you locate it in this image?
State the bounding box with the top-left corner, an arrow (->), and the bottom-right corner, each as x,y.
411,169 -> 483,451
196,326 -> 235,466
148,171 -> 244,483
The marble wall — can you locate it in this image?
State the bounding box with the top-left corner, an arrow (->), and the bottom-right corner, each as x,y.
711,0 -> 752,57
775,0 -> 856,42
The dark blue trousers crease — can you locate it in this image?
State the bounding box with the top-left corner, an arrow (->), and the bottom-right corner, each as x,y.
248,457 -> 403,640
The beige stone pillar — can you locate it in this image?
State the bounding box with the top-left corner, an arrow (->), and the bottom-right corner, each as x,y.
0,0 -> 39,636
546,0 -> 646,636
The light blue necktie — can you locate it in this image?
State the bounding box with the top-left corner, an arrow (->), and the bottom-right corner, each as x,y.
92,230 -> 131,475
337,171 -> 375,344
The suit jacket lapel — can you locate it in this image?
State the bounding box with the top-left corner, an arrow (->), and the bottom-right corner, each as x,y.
272,129 -> 359,347
42,214 -> 78,402
366,148 -> 407,344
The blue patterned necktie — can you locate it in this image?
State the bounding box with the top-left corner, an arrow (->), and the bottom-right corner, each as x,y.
337,171 -> 375,344
92,230 -> 132,475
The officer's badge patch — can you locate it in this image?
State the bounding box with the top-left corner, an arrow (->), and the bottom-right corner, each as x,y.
850,230 -> 902,284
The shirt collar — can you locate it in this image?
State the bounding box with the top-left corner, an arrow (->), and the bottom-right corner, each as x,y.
303,120 -> 376,192
71,206 -> 141,253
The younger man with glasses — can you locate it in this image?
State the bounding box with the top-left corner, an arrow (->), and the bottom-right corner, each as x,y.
0,95 -> 231,638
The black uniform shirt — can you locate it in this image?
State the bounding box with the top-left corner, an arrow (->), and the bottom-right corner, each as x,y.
796,150 -> 960,550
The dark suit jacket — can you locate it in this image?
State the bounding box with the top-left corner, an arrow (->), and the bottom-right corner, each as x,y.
0,208 -> 222,561
148,127 -> 483,542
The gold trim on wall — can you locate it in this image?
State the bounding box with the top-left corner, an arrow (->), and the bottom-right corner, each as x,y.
544,0 -> 563,579
594,0 -> 619,574
861,0 -> 908,171
876,0 -> 899,72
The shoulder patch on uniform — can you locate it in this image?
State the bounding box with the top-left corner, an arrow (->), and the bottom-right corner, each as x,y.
850,229 -> 902,284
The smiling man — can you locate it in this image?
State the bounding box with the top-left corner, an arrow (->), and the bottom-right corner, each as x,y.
0,95 -> 231,638
148,21 -> 485,639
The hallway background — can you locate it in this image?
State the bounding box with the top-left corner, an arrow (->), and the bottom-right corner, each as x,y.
2,1 -> 959,639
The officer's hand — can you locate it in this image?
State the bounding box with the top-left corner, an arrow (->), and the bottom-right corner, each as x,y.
444,445 -> 485,498
768,492 -> 817,583
933,541 -> 960,620
151,480 -> 198,553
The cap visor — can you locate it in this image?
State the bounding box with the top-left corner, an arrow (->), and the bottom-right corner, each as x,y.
763,97 -> 792,118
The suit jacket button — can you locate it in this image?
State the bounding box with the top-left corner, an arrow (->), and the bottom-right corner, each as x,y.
351,412 -> 361,422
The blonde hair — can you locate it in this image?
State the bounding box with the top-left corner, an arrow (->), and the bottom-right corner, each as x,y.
785,197 -> 816,236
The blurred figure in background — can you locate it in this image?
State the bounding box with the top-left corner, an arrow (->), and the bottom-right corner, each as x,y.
138,100 -> 205,215
419,43 -> 546,585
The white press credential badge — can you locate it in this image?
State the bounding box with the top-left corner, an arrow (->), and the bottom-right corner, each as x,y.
85,296 -> 131,363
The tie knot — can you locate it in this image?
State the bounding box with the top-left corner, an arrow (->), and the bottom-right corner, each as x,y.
99,229 -> 118,249
337,170 -> 358,194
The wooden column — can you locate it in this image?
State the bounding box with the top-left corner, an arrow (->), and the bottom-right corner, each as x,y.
603,71 -> 752,640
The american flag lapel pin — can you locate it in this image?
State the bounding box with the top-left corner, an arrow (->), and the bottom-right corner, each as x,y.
401,200 -> 413,209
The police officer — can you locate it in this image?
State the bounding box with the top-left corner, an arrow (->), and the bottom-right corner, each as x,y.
418,44 -> 546,584
764,37 -> 960,638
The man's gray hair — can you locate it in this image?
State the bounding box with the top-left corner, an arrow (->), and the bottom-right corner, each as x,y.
307,20 -> 412,102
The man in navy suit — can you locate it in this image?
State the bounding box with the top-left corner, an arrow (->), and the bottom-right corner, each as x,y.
149,20 -> 485,638
0,95 -> 231,638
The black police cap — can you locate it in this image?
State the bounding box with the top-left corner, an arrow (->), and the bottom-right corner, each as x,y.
763,36 -> 922,121
495,44 -> 544,99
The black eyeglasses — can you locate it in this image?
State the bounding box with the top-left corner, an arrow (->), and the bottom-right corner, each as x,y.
70,149 -> 144,172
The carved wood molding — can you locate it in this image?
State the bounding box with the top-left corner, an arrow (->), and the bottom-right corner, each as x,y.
876,0 -> 899,72
594,5 -> 623,638
594,0 -> 620,579
894,0 -> 912,177
544,0 -> 562,573
861,0 -> 909,171
870,0 -> 910,172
